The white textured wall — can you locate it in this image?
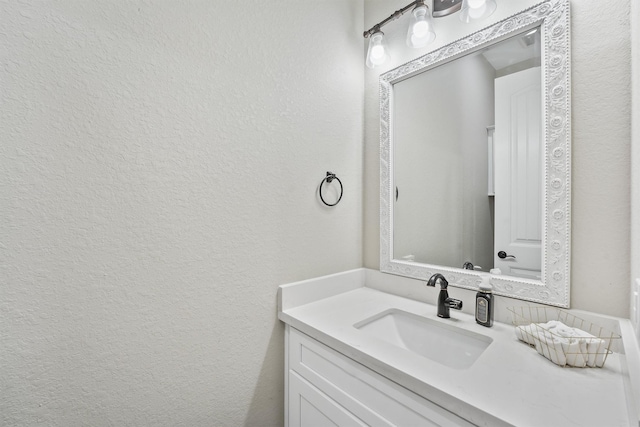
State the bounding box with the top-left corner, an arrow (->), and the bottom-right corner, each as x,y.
363,0 -> 631,317
631,0 -> 640,338
569,0 -> 630,316
0,1 -> 363,426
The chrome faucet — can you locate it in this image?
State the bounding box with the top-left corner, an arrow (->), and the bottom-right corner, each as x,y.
426,273 -> 463,318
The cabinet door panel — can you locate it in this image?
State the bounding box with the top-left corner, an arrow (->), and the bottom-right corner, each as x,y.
289,370 -> 366,427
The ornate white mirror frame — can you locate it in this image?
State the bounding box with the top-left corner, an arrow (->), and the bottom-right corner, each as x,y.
380,0 -> 571,307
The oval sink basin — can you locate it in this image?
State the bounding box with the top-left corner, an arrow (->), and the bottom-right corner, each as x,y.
354,309 -> 493,369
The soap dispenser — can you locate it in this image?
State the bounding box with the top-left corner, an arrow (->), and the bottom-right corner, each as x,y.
476,277 -> 494,327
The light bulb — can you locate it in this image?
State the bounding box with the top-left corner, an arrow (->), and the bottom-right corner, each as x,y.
413,21 -> 429,38
460,0 -> 496,22
468,0 -> 486,8
406,4 -> 435,48
370,45 -> 385,61
468,3 -> 486,19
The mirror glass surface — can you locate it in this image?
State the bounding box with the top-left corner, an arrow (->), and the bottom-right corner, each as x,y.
379,0 -> 571,307
393,28 -> 542,280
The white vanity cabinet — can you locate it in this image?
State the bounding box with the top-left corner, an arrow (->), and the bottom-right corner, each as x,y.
279,269 -> 640,426
285,326 -> 475,427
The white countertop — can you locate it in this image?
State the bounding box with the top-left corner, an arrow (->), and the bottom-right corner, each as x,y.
278,268 -> 640,427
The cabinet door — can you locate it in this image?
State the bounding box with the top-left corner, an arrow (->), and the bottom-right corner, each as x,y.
289,370 -> 366,427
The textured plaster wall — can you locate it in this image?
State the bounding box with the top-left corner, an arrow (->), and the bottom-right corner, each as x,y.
632,0 -> 640,338
568,0 -> 630,316
363,0 -> 631,317
0,1 -> 363,426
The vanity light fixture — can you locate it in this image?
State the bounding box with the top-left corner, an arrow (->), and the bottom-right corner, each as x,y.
364,0 -> 497,68
365,28 -> 390,69
406,3 -> 436,48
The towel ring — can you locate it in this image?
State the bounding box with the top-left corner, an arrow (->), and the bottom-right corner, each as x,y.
319,172 -> 343,207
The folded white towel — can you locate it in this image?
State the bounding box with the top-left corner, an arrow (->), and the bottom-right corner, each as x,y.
544,321 -> 587,367
515,320 -> 607,367
569,327 -> 607,367
514,323 -> 535,345
532,328 -> 567,366
515,320 -> 555,345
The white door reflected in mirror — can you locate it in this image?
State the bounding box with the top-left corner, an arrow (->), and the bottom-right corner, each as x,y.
494,66 -> 542,280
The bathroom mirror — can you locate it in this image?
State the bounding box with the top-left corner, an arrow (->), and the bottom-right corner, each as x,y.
380,0 -> 571,306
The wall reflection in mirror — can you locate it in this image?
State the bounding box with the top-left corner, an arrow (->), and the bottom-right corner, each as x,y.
393,27 -> 542,280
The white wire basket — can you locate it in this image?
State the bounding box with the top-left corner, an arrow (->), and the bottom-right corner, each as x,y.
508,306 -> 621,368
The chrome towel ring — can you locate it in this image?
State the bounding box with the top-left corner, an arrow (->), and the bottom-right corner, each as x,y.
319,172 -> 343,207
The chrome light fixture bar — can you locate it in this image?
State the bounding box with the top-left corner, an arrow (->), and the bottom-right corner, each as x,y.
364,0 -> 497,68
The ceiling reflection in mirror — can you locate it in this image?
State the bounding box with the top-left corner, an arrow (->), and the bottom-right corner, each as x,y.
379,0 -> 571,307
393,28 -> 542,280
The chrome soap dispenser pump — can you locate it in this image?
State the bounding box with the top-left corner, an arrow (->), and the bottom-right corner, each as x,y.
476,276 -> 494,327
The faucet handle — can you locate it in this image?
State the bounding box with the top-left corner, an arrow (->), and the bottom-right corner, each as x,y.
446,298 -> 463,310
